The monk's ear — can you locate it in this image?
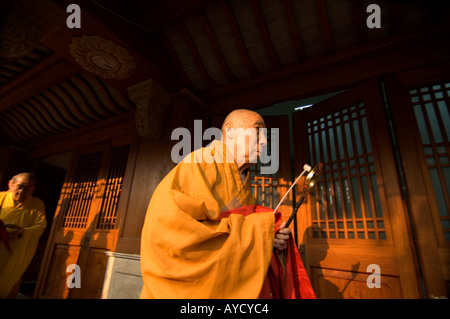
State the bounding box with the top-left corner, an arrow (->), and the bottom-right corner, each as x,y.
223,123 -> 234,138
8,179 -> 14,191
224,122 -> 233,129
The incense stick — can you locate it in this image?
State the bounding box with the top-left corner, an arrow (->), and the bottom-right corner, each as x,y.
272,164 -> 311,214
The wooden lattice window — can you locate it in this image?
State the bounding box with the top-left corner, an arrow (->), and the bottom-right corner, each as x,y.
96,145 -> 130,229
250,128 -> 279,208
60,144 -> 130,230
409,81 -> 450,240
250,162 -> 278,207
307,102 -> 386,240
61,151 -> 103,229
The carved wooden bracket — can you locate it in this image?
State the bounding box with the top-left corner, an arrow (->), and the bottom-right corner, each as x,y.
127,80 -> 171,140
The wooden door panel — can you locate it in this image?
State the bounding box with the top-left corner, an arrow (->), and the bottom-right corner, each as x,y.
313,268 -> 402,299
69,248 -> 108,299
53,229 -> 85,246
307,244 -> 400,276
306,241 -> 403,299
293,80 -> 421,298
36,137 -> 134,298
386,62 -> 450,298
42,244 -> 81,299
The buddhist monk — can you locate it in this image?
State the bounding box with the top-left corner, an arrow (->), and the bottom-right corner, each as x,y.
140,109 -> 315,299
0,173 -> 47,298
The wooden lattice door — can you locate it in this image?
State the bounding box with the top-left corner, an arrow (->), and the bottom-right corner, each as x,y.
35,137 -> 134,298
386,62 -> 450,298
292,81 -> 421,298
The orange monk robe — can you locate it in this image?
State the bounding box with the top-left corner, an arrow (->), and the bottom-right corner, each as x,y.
0,191 -> 46,298
140,140 -> 276,299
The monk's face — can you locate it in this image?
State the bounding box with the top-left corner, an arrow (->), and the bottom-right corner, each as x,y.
226,112 -> 267,166
9,175 -> 36,203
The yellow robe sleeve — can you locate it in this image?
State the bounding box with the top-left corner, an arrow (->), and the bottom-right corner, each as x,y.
140,141 -> 275,299
0,192 -> 46,298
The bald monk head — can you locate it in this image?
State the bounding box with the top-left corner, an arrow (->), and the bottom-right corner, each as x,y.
8,173 -> 37,204
221,109 -> 267,172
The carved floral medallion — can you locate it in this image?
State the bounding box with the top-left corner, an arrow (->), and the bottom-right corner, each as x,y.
69,35 -> 136,80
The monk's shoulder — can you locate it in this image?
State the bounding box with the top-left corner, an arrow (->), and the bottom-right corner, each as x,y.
30,197 -> 45,212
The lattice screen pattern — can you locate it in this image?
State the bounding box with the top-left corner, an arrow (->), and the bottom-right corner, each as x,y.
250,128 -> 279,208
60,145 -> 130,230
96,145 -> 130,229
307,103 -> 386,240
250,162 -> 278,208
409,81 -> 450,241
62,151 -> 103,229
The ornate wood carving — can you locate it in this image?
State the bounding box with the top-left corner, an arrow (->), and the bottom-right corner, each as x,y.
69,35 -> 137,80
0,0 -> 65,63
127,80 -> 171,140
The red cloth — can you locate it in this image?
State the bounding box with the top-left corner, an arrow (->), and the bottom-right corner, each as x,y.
221,205 -> 316,299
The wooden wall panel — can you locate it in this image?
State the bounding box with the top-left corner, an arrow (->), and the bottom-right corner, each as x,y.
293,81 -> 422,298
312,268 -> 401,299
69,248 -> 108,299
41,244 -> 81,299
385,62 -> 450,298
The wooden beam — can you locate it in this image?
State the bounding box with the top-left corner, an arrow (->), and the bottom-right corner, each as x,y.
29,112 -> 136,158
201,27 -> 450,114
133,0 -> 219,31
220,0 -> 258,76
1,112 -> 30,142
177,22 -> 217,88
0,52 -> 59,96
390,2 -> 403,35
157,33 -> 196,90
197,11 -> 237,82
0,56 -> 79,113
249,0 -> 281,68
314,0 -> 335,53
351,0 -> 367,44
281,0 -> 305,60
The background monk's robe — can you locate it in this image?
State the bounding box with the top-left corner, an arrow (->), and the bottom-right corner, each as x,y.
0,191 -> 46,298
140,140 -> 276,299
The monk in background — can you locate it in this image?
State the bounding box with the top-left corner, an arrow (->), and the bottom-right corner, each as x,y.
140,109 -> 315,299
0,173 -> 46,298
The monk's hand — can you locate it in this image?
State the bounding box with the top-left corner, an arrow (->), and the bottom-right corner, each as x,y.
274,222 -> 291,251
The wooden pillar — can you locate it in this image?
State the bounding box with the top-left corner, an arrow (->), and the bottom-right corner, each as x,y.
114,86 -> 205,254
101,87 -> 207,298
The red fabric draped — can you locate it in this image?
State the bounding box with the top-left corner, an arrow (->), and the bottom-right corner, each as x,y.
221,205 -> 316,299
